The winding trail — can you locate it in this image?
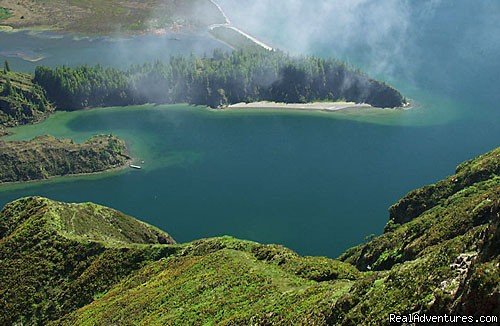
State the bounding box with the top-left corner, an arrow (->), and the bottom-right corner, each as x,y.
208,0 -> 274,51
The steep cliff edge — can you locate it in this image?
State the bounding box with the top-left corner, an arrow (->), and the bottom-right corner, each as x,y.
0,147 -> 498,325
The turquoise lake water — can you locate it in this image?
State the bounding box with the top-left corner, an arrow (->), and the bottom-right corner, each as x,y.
0,1 -> 499,257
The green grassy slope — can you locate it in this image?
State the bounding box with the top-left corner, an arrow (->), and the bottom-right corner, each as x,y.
55,237 -> 362,325
0,197 -> 175,325
0,147 -> 498,325
0,70 -> 54,127
57,246 -> 356,325
0,134 -> 131,183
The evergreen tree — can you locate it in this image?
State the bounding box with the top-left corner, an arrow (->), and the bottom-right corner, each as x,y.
4,60 -> 10,73
3,78 -> 13,96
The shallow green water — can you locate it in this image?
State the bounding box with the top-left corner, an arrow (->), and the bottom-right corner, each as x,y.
0,1 -> 499,257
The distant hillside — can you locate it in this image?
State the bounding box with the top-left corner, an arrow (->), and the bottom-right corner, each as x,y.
0,68 -> 53,127
0,134 -> 130,183
0,0 -> 225,34
1,147 -> 498,325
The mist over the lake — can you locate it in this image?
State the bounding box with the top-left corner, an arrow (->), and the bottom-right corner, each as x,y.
218,0 -> 500,96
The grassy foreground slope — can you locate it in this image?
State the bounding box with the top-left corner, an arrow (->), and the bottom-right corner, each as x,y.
0,134 -> 130,183
0,0 -> 224,34
0,197 -> 175,325
0,147 -> 498,325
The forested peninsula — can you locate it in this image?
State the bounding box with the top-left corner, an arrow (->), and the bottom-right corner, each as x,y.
0,147 -> 498,325
34,49 -> 406,110
1,49 -> 406,126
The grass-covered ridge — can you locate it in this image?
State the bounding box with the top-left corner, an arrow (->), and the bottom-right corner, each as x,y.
0,197 -> 175,325
0,197 -> 175,245
0,147 -> 498,324
0,197 -> 360,325
0,134 -> 130,183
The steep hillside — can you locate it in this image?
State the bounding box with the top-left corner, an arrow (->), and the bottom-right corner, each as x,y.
0,134 -> 130,183
0,68 -> 133,184
337,176 -> 499,323
0,69 -> 54,127
0,197 -> 358,325
0,147 -> 498,325
0,197 -> 175,325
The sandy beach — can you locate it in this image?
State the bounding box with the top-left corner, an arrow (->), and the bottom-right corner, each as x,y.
226,101 -> 373,112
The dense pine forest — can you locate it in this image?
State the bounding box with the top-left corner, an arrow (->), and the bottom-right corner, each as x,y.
34,50 -> 406,110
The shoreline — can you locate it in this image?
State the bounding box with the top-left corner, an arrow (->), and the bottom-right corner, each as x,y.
0,157 -> 133,188
0,134 -> 137,188
0,24 -> 195,37
225,101 -> 375,112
